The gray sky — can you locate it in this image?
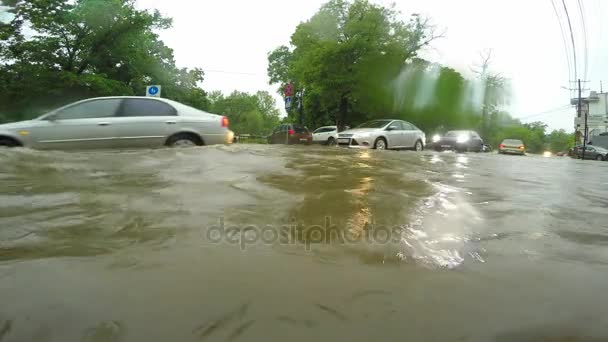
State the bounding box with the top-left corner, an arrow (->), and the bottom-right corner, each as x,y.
136,0 -> 607,131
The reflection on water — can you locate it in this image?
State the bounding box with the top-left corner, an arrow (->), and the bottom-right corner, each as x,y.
1,146 -> 608,341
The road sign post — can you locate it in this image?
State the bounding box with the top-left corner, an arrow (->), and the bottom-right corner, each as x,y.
285,96 -> 292,110
146,85 -> 161,97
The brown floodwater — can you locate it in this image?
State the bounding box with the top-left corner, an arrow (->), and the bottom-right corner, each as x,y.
1,145 -> 608,341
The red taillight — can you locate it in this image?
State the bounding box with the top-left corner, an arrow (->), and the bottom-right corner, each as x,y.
288,129 -> 295,135
221,116 -> 229,128
499,144 -> 505,149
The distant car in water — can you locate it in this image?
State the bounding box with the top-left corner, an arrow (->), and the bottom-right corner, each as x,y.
431,130 -> 484,152
312,126 -> 338,145
267,124 -> 312,145
337,119 -> 426,151
576,145 -> 608,161
498,139 -> 526,155
0,96 -> 234,149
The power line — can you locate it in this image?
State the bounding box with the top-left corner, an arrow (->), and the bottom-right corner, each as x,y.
561,0 -> 578,82
550,0 -> 574,96
520,104 -> 573,121
577,0 -> 589,81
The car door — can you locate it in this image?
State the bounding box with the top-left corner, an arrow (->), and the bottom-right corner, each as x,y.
29,98 -> 123,150
312,127 -> 326,142
401,121 -> 418,148
385,121 -> 405,148
585,147 -> 596,159
112,98 -> 178,148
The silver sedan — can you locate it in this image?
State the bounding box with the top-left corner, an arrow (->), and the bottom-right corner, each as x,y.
0,96 -> 234,149
337,119 -> 426,151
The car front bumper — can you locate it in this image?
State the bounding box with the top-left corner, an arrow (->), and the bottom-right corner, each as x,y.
499,148 -> 525,155
337,137 -> 374,149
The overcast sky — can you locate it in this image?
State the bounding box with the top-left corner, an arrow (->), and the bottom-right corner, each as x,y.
136,0 -> 607,131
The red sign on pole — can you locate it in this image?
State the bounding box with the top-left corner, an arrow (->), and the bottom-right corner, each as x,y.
284,83 -> 294,98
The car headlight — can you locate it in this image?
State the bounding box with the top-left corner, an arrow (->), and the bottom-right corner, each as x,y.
456,135 -> 470,144
432,134 -> 441,143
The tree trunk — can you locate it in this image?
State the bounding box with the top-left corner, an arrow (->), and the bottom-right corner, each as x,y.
337,96 -> 348,131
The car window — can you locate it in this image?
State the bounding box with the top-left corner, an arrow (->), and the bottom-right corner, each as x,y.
293,126 -> 308,134
446,131 -> 466,137
402,121 -> 415,130
356,120 -> 392,128
314,127 -> 332,133
503,139 -> 523,145
53,99 -> 122,120
387,121 -> 403,130
120,99 -> 177,117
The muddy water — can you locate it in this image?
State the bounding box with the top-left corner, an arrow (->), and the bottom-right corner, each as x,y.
1,145 -> 608,341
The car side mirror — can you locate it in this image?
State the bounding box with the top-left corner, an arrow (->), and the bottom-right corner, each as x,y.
386,126 -> 397,131
46,114 -> 57,121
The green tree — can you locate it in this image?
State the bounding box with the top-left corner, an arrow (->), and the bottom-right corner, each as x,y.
208,91 -> 281,135
268,0 -> 441,130
545,129 -> 574,153
0,0 -> 209,121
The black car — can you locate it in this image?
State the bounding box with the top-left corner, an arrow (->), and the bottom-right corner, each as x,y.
576,145 -> 608,161
431,130 -> 484,152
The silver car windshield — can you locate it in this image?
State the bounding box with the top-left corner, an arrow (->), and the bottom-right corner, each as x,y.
356,120 -> 392,129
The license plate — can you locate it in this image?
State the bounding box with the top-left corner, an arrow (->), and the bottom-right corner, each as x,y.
338,138 -> 350,144
441,145 -> 451,148
299,138 -> 308,142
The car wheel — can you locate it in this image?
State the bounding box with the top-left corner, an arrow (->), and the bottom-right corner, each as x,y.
596,155 -> 604,161
166,133 -> 201,148
0,138 -> 19,148
414,140 -> 423,152
374,138 -> 387,150
327,137 -> 336,146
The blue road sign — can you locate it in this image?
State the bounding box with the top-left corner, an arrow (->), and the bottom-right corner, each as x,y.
285,96 -> 292,110
146,85 -> 161,97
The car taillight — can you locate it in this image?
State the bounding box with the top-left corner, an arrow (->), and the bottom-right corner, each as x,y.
221,116 -> 229,128
499,144 -> 505,149
288,129 -> 295,135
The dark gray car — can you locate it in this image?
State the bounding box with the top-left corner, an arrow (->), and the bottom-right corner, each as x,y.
577,145 -> 608,161
431,130 -> 484,152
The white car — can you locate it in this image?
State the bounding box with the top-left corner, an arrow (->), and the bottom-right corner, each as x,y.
0,96 -> 234,149
312,126 -> 338,145
337,119 -> 426,151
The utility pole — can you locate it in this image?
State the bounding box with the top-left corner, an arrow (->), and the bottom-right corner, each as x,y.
297,89 -> 304,125
580,79 -> 589,161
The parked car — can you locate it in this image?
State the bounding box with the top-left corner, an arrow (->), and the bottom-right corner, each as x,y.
431,130 -> 484,152
498,139 -> 526,155
576,145 -> 608,161
336,119 -> 426,151
0,97 -> 233,149
267,124 -> 312,145
312,126 -> 338,145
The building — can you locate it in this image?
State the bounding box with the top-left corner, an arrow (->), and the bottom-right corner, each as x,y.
572,91 -> 608,142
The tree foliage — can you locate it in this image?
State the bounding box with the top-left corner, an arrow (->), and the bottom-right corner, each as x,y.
0,0 -> 209,122
208,91 -> 281,135
268,0 -> 442,130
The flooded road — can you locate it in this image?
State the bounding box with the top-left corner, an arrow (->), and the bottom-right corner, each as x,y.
1,145 -> 608,341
